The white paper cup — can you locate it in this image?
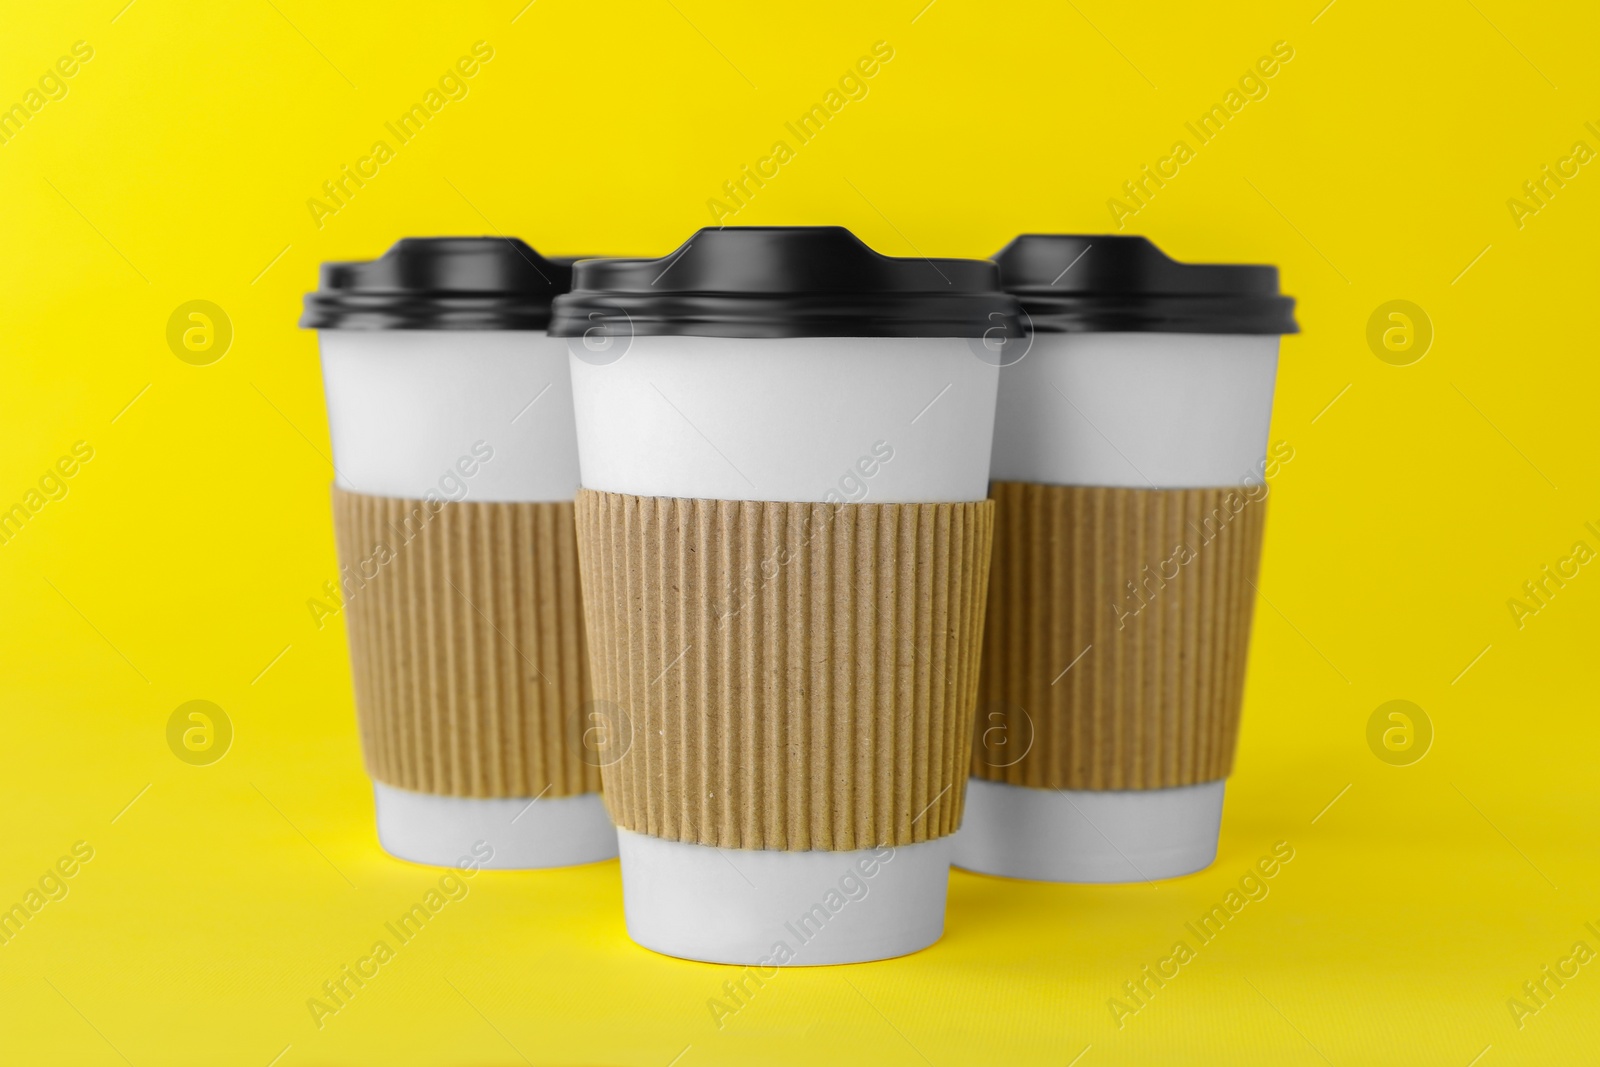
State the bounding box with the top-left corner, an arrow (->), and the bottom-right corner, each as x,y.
304,237 -> 617,870
573,334 -> 991,960
956,235 -> 1296,884
555,227 -> 1018,962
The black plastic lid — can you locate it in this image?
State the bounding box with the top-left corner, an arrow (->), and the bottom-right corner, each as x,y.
299,237 -> 576,330
549,227 -> 1022,338
991,235 -> 1298,334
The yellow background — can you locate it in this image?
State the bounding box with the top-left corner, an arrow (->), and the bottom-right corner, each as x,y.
3,0 -> 1597,1063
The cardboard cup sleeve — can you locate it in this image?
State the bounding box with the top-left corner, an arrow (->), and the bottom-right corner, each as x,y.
973,481 -> 1266,790
574,489 -> 994,851
331,487 -> 601,798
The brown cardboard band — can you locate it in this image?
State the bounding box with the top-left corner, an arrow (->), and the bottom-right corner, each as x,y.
973,481 -> 1266,791
331,488 -> 600,798
575,489 -> 994,852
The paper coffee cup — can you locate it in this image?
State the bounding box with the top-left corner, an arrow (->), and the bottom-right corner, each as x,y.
301,237 -> 617,869
955,235 -> 1298,883
552,227 -> 1020,963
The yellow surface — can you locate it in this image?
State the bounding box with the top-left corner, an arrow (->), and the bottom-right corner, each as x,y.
3,1 -> 1597,1063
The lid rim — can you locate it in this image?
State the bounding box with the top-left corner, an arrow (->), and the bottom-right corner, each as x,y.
1013,294 -> 1299,335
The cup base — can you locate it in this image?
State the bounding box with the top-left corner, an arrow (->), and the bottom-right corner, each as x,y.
373,783 -> 618,870
617,829 -> 950,965
953,777 -> 1225,883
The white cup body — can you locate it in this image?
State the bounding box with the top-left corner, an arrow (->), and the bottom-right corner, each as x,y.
990,332 -> 1280,489
317,328 -> 612,869
569,335 -> 998,503
319,329 -> 581,502
955,779 -> 1225,882
962,331 -> 1279,884
618,831 -> 951,965
570,333 -> 998,961
374,784 -> 617,870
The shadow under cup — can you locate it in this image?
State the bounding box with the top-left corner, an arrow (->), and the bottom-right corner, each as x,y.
302,237 -> 617,870
553,227 -> 1021,964
956,235 -> 1299,884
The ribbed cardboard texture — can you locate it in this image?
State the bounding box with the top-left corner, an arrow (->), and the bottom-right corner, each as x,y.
574,489 -> 994,852
973,481 -> 1266,791
331,488 -> 600,798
